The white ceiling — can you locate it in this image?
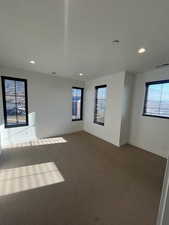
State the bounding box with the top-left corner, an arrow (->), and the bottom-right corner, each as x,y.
0,0 -> 169,79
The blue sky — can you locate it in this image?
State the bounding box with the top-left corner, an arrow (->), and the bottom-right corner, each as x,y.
98,87 -> 107,99
148,83 -> 169,101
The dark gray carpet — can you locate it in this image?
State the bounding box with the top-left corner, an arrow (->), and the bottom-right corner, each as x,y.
0,131 -> 166,225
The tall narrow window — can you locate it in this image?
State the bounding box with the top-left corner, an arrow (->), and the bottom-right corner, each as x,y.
72,87 -> 83,121
143,80 -> 169,119
1,76 -> 28,128
94,85 -> 107,125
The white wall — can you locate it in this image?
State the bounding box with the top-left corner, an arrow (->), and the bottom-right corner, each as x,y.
1,65 -> 168,159
156,158 -> 169,225
120,72 -> 134,145
0,67 -> 84,151
160,162 -> 169,225
129,67 -> 169,158
84,71 -> 133,146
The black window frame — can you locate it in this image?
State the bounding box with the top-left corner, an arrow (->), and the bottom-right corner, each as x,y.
143,79 -> 169,119
72,87 -> 84,121
1,76 -> 29,128
94,85 -> 107,126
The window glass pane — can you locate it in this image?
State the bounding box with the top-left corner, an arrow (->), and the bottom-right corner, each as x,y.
17,108 -> 26,125
160,83 -> 169,117
72,88 -> 83,120
5,80 -> 15,96
94,86 -> 107,125
6,95 -> 16,105
144,81 -> 169,118
16,81 -> 25,96
16,96 -> 25,107
16,97 -> 26,123
146,84 -> 162,115
6,103 -> 17,126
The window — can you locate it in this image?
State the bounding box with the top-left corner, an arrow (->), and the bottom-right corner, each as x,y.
94,85 -> 107,125
1,76 -> 28,128
72,87 -> 83,121
143,80 -> 169,119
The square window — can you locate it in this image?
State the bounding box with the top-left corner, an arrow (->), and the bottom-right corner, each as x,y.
143,80 -> 169,119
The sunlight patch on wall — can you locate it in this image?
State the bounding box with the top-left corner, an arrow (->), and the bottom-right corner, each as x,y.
0,162 -> 64,196
3,137 -> 67,149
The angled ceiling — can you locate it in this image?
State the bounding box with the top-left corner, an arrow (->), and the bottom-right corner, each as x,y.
0,0 -> 169,79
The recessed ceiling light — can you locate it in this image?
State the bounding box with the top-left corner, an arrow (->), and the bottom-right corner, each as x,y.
138,48 -> 146,54
29,60 -> 36,64
79,73 -> 84,76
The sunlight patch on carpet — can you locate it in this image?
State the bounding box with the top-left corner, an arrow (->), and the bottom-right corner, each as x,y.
0,162 -> 64,196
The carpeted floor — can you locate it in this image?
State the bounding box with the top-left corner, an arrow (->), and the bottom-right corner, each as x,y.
0,131 -> 166,225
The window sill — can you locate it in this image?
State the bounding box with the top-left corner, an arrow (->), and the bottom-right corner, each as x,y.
94,121 -> 104,126
72,119 -> 83,121
142,114 -> 169,120
5,123 -> 29,129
